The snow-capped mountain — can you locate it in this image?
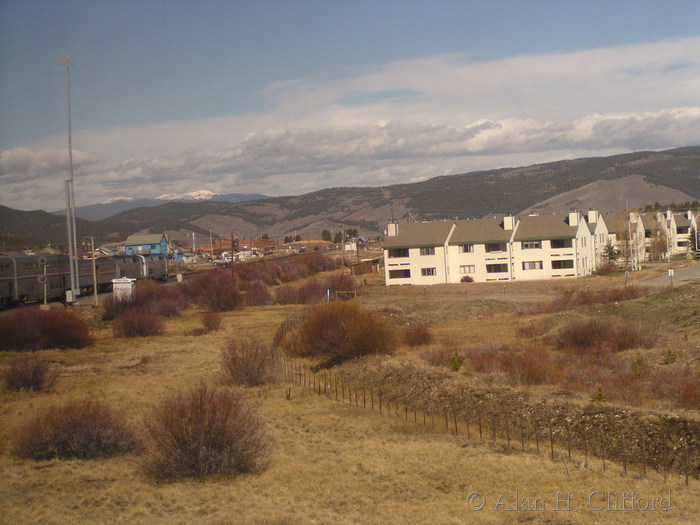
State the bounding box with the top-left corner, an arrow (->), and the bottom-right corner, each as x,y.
155,190 -> 218,201
101,196 -> 136,204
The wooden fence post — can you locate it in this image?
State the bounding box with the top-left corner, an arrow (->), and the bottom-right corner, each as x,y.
549,419 -> 555,461
622,432 -> 627,477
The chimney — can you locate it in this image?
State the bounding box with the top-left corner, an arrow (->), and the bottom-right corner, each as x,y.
587,210 -> 599,224
503,216 -> 516,231
386,222 -> 398,236
568,212 -> 579,227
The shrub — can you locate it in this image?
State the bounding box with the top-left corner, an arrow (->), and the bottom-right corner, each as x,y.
296,278 -> 327,304
13,399 -> 137,460
460,275 -> 474,283
221,337 -> 281,386
552,317 -> 652,352
304,253 -> 337,273
244,280 -> 273,306
501,345 -> 562,386
274,285 -> 300,305
419,346 -> 455,367
101,295 -> 136,321
201,310 -> 222,332
143,383 -> 271,480
530,286 -> 647,314
3,352 -> 61,391
188,271 -> 243,312
593,261 -> 617,276
403,323 -> 434,346
0,308 -> 93,351
113,307 -> 164,338
323,272 -> 357,294
285,301 -> 395,366
448,352 -> 465,372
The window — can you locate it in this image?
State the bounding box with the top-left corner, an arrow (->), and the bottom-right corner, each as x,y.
459,265 -> 475,274
485,243 -> 507,253
522,261 -> 543,270
551,239 -> 573,249
421,267 -> 437,276
388,248 -> 409,258
419,247 -> 436,256
522,241 -> 541,249
551,260 -> 574,269
389,269 -> 411,279
458,244 -> 474,253
151,244 -> 158,249
486,264 -> 508,273
580,237 -> 587,248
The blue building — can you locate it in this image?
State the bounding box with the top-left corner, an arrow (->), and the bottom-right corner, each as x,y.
124,234 -> 169,256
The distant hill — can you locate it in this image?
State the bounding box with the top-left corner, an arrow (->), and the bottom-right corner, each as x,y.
5,146 -> 700,247
53,192 -> 268,221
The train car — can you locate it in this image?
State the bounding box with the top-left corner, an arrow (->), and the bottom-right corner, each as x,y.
0,253 -> 170,307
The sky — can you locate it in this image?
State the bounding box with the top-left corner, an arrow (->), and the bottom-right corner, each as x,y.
1,0 -> 700,212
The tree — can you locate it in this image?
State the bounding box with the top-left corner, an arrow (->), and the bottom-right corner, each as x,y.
294,234 -> 302,242
283,236 -> 293,244
261,234 -> 269,240
603,242 -> 617,263
690,226 -> 698,256
321,230 -> 331,242
333,231 -> 343,244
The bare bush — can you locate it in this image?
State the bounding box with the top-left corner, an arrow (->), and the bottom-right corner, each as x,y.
0,308 -> 93,351
143,383 -> 271,480
221,337 -> 281,386
13,399 -> 138,460
530,286 -> 648,314
187,271 -> 244,312
285,301 -> 396,366
419,346 -> 455,367
323,272 -> 357,294
403,323 -> 434,346
296,278 -> 326,304
201,310 -> 222,332
113,307 -> 165,338
244,280 -> 273,306
274,285 -> 299,305
552,317 -> 653,352
3,352 -> 61,391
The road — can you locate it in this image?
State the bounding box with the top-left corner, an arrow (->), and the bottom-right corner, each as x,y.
639,259 -> 700,287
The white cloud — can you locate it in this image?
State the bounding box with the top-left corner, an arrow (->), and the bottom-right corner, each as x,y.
2,37 -> 700,211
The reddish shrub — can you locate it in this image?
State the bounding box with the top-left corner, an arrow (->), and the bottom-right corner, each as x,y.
285,301 -> 396,366
277,262 -> 309,283
304,253 -> 337,273
403,323 -> 434,346
244,280 -> 273,306
296,278 -> 327,304
552,317 -> 652,352
189,270 -> 243,312
649,367 -> 700,409
143,383 -> 271,480
465,343 -> 508,375
323,272 -> 357,294
221,337 -> 281,386
113,307 -> 164,338
3,352 -> 61,391
274,285 -> 300,305
420,346 -> 458,367
0,308 -> 93,351
13,399 -> 138,460
460,275 -> 474,283
502,345 -> 562,386
530,286 -> 647,314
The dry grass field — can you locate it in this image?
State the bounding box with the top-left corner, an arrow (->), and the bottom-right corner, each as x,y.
1,265 -> 700,524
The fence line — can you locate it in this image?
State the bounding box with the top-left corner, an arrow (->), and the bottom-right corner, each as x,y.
278,352 -> 698,485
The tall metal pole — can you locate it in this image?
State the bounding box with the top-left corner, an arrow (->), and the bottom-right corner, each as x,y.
61,55 -> 79,299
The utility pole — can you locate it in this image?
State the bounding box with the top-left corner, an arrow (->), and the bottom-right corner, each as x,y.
61,55 -> 79,302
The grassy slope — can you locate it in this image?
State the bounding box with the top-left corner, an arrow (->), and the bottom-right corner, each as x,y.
1,271 -> 700,524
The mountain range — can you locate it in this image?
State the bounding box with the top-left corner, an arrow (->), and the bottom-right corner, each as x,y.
3,146 -> 699,248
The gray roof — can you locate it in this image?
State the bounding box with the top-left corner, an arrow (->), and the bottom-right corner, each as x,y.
449,218 -> 512,244
383,221 -> 453,249
513,214 -> 583,241
124,234 -> 167,245
674,213 -> 692,228
601,212 -> 630,234
638,213 -> 661,232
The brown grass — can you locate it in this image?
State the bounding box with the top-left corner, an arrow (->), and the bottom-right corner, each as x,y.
1,276 -> 700,523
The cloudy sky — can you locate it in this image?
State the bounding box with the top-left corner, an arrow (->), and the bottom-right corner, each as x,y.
2,0 -> 700,212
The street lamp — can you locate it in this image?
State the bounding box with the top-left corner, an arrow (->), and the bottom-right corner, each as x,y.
60,55 -> 79,301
